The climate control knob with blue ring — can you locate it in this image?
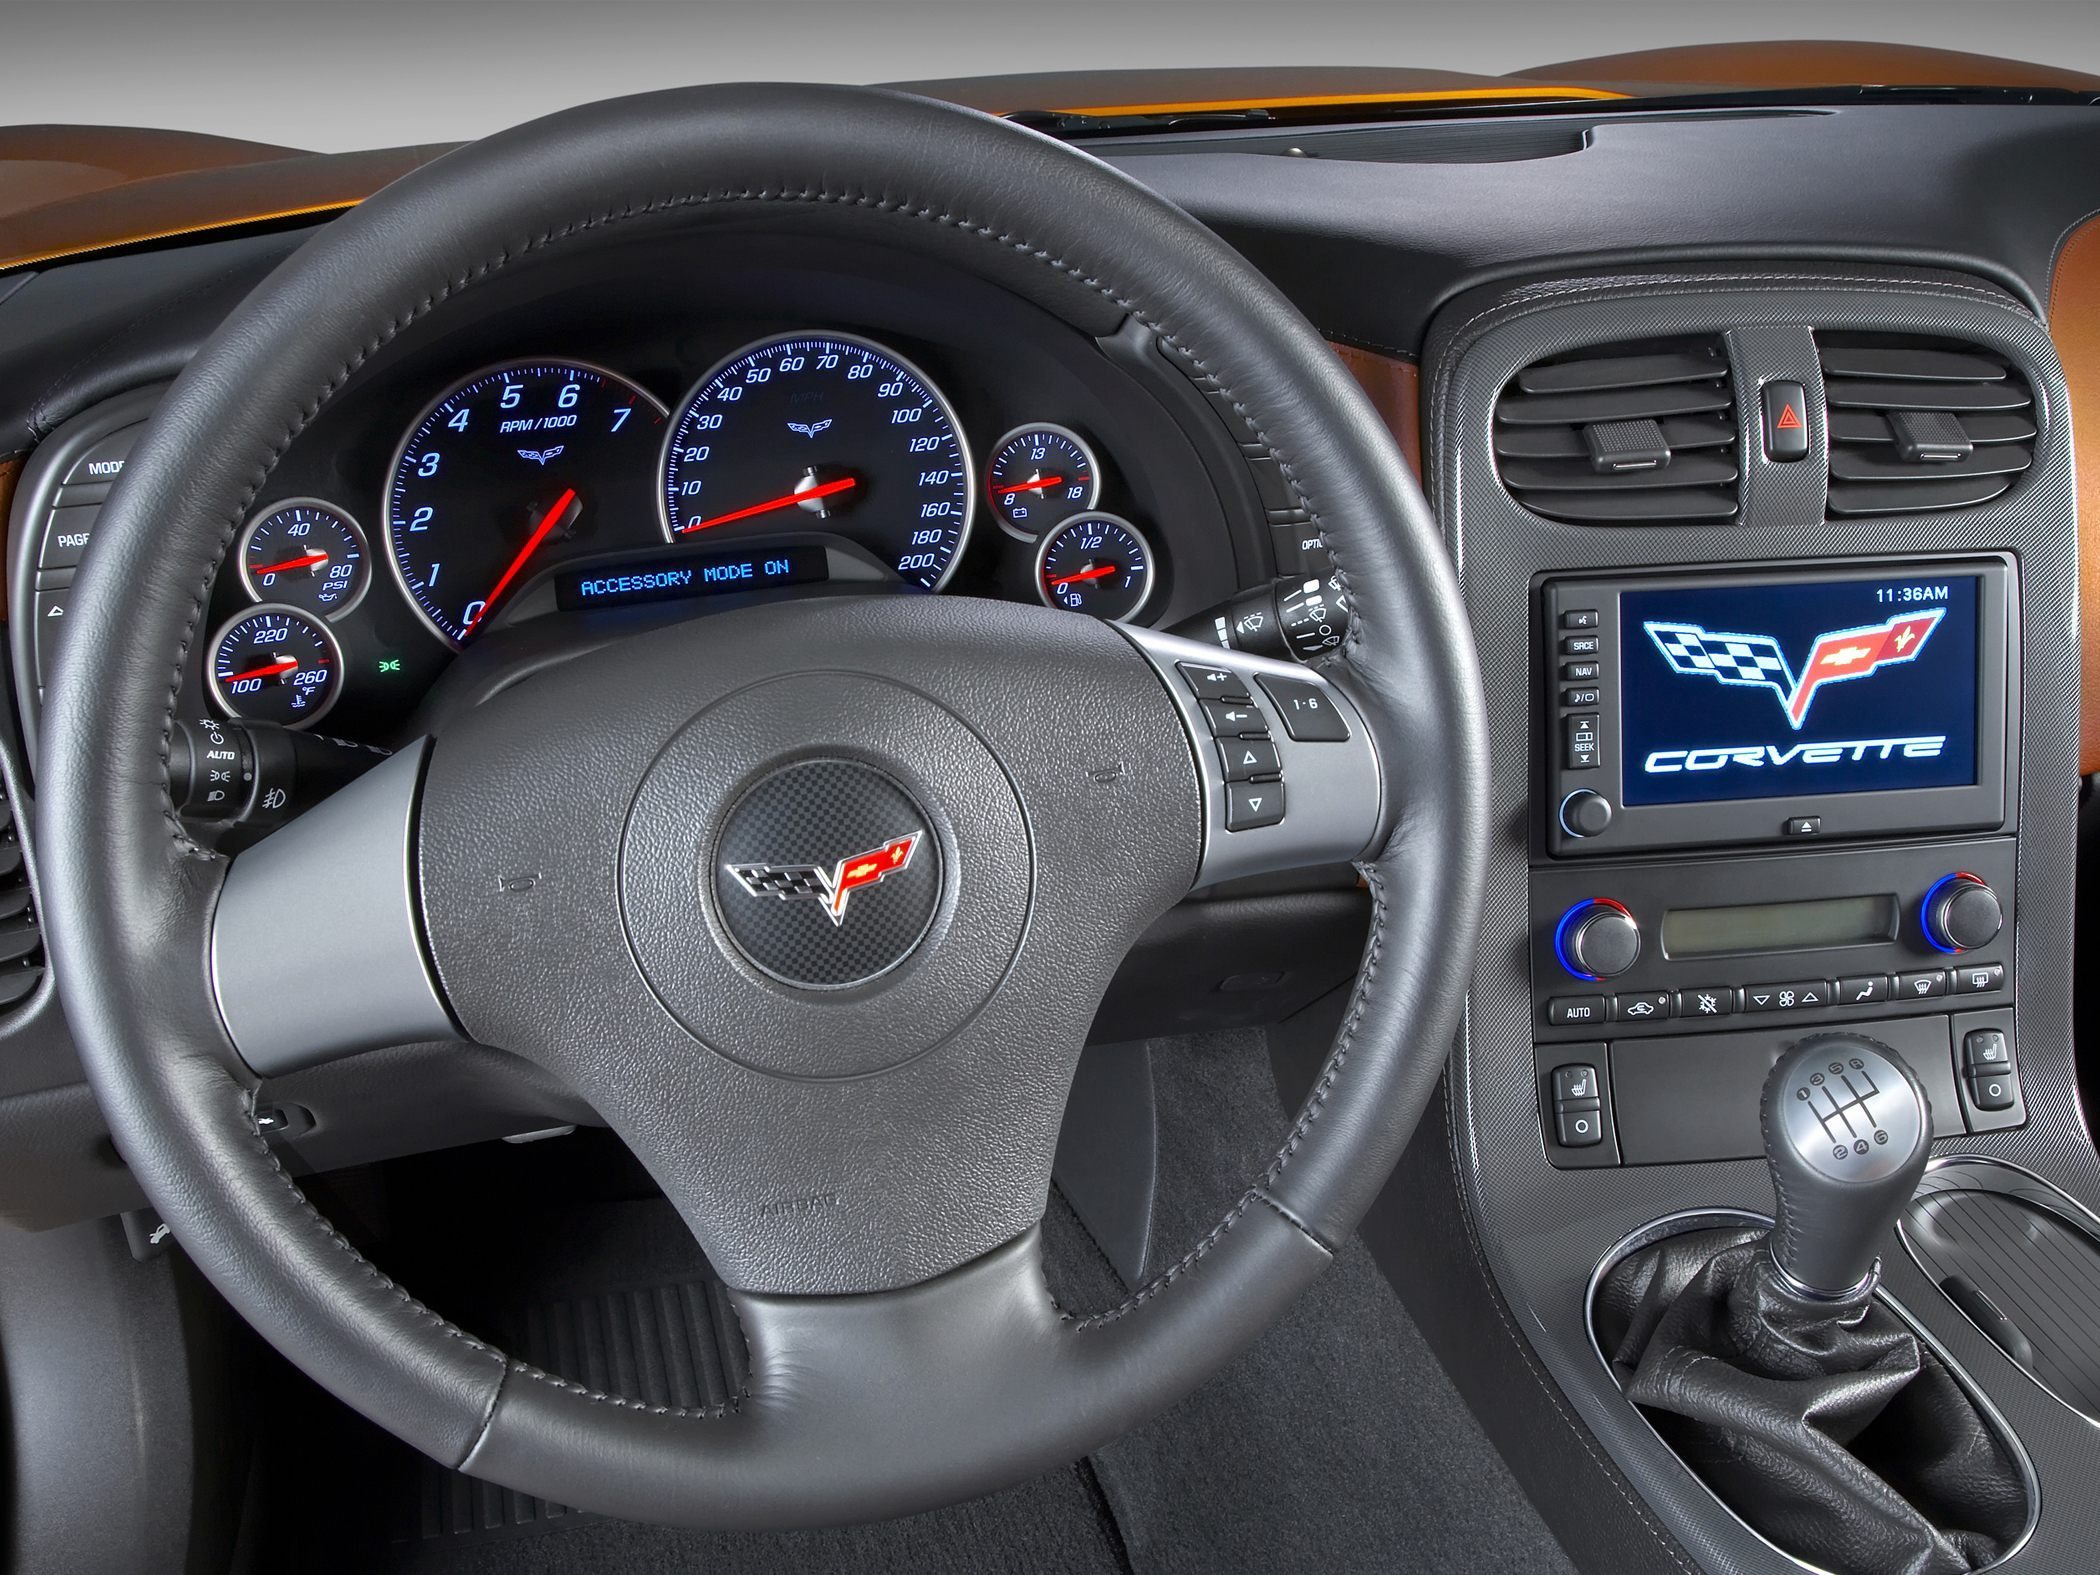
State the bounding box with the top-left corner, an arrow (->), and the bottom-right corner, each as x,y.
1554,897 -> 1642,982
1922,872 -> 2001,955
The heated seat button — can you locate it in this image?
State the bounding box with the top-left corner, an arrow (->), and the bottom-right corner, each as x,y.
1553,1064 -> 1602,1106
1762,381 -> 1810,461
1962,1028 -> 2013,1074
1223,781 -> 1285,831
1256,675 -> 1350,742
1216,736 -> 1281,782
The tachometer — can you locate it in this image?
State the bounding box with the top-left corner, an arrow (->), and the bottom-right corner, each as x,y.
385,360 -> 667,647
660,333 -> 974,589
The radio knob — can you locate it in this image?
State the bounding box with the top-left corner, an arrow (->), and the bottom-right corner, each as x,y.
1559,789 -> 1615,839
1557,898 -> 1642,981
1924,873 -> 2002,955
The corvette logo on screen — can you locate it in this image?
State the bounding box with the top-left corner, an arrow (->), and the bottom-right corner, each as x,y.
1643,609 -> 1945,729
725,831 -> 922,927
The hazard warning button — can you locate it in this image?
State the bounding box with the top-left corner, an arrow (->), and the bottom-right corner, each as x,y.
1762,380 -> 1810,461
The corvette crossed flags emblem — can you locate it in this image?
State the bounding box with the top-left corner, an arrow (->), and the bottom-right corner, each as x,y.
726,831 -> 922,927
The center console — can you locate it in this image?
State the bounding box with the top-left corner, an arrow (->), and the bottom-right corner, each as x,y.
1419,265 -> 2093,1574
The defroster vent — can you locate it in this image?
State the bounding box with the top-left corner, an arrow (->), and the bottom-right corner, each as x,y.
1821,336 -> 2035,516
1493,339 -> 1739,524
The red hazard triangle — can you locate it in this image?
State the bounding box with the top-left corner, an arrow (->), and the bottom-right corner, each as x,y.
1775,403 -> 1803,431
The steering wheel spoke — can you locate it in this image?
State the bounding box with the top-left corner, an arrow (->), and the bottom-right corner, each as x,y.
210,741 -> 461,1075
1120,626 -> 1385,891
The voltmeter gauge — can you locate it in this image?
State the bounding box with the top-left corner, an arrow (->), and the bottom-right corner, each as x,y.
208,605 -> 343,729
238,499 -> 370,617
1035,512 -> 1154,621
986,423 -> 1099,538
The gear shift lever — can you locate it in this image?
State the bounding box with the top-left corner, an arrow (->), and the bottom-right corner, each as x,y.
1762,1036 -> 1933,1298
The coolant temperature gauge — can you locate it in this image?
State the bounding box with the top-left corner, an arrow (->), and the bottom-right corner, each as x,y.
208,606 -> 343,729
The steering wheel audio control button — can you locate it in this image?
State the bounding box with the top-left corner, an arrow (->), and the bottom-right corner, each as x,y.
1217,737 -> 1281,782
1225,781 -> 1286,831
1257,674 -> 1350,742
1177,662 -> 1250,701
1201,698 -> 1269,737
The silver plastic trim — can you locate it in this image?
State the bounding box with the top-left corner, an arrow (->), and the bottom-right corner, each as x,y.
1119,626 -> 1383,888
1585,1207 -> 2041,1575
210,741 -> 458,1075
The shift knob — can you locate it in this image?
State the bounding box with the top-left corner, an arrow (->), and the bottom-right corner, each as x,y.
1761,1036 -> 1932,1298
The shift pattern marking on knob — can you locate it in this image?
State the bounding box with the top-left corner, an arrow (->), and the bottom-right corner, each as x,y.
1775,1043 -> 1927,1185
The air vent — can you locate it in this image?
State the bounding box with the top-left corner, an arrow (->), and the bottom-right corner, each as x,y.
0,778 -> 41,1014
1820,336 -> 2034,516
1493,340 -> 1739,524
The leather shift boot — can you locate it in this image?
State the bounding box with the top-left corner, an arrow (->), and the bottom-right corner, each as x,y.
1594,1227 -> 2026,1575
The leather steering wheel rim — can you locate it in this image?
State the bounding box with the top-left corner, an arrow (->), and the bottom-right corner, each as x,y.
38,84 -> 1488,1529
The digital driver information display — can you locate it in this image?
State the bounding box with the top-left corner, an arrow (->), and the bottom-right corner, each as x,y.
554,544 -> 827,611
1619,573 -> 1981,807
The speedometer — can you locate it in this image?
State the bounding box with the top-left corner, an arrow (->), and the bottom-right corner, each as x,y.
660,333 -> 974,589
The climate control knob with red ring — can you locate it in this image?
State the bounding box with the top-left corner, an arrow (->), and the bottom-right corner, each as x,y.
1923,872 -> 2002,955
1555,897 -> 1642,981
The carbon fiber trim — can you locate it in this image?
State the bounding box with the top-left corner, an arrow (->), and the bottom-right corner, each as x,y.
1426,264 -> 2091,1574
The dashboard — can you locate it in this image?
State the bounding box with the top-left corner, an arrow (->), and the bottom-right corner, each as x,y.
12,235 -> 1267,754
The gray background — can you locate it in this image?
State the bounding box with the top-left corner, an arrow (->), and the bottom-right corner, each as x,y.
3,0 -> 2100,152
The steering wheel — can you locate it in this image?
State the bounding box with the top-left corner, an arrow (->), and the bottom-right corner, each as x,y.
38,85 -> 1486,1529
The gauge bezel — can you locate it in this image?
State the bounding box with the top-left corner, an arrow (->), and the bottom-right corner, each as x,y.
985,422 -> 1102,542
658,330 -> 977,593
1033,511 -> 1156,623
382,357 -> 669,649
237,497 -> 372,619
206,602 -> 346,731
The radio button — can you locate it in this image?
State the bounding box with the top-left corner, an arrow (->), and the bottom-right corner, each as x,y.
1560,634 -> 1602,658
1560,660 -> 1601,683
1612,991 -> 1670,1022
1895,969 -> 1949,1001
1951,961 -> 2005,995
1563,714 -> 1601,770
1838,974 -> 1891,1006
1674,986 -> 1737,1020
1559,609 -> 1600,630
1546,995 -> 1607,1026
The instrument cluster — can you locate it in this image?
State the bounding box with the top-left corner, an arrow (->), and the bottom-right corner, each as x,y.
193,314 -> 1201,741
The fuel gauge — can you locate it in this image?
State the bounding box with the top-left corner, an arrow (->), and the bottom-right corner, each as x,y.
1036,513 -> 1154,621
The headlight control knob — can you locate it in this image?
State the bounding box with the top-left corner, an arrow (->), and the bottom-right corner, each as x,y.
1555,898 -> 1641,981
1923,872 -> 2001,955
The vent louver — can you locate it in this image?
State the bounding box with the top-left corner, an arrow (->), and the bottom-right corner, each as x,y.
1820,336 -> 2034,516
0,778 -> 40,1014
1493,339 -> 1739,524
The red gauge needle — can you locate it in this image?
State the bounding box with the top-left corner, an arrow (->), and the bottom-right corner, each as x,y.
462,487 -> 579,635
251,550 -> 330,576
676,476 -> 857,534
1050,563 -> 1120,587
222,656 -> 300,684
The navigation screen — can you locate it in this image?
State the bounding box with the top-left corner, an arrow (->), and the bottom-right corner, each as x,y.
1619,573 -> 1981,807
